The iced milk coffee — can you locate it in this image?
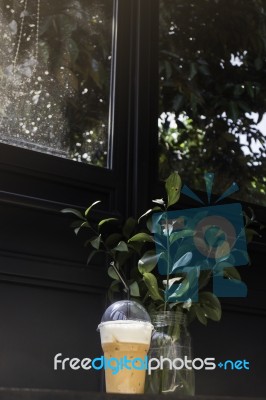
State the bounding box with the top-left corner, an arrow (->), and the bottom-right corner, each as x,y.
98,301 -> 153,394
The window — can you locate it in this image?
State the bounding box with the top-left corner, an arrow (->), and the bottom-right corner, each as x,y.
0,0 -> 113,167
158,0 -> 266,206
0,0 -> 158,214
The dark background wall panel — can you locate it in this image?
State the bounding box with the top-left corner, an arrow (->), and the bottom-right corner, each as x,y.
0,282 -> 105,391
0,253 -> 108,290
190,311 -> 266,397
0,201 -> 88,260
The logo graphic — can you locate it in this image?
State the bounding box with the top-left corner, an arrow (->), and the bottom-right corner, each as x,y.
152,173 -> 248,302
54,353 -> 250,374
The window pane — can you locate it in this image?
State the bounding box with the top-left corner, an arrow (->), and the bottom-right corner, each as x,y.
0,0 -> 113,167
159,0 -> 266,205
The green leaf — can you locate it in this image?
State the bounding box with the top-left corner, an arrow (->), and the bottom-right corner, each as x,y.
90,235 -> 101,250
231,249 -> 249,265
66,38 -> 79,63
215,241 -> 231,262
194,306 -> 208,325
138,250 -> 161,274
187,305 -> 197,325
172,243 -> 194,265
128,233 -> 154,243
86,250 -> 98,265
129,281 -> 140,297
152,198 -> 165,205
113,241 -> 129,252
105,233 -> 123,249
171,323 -> 180,342
165,172 -> 182,208
85,200 -> 101,216
74,221 -> 89,235
199,292 -> 221,322
214,260 -> 232,273
146,217 -> 153,233
204,227 -> 224,247
173,94 -> 184,111
229,101 -> 239,123
193,236 -> 208,256
171,252 -> 192,273
198,268 -> 211,290
223,266 -> 241,281
61,208 -> 85,220
151,212 -> 165,234
166,278 -> 190,301
98,218 -> 118,227
70,220 -> 85,228
189,62 -> 197,79
169,229 -> 194,244
122,217 -> 137,239
108,265 -> 120,280
245,228 -> 261,243
143,272 -> 163,301
163,276 -> 182,289
187,211 -> 209,230
116,251 -> 132,267
138,206 -> 162,223
128,241 -> 144,255
146,213 -> 164,234
138,209 -> 153,223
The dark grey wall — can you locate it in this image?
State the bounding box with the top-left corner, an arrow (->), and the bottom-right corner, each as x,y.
0,195 -> 108,391
191,310 -> 266,397
190,241 -> 266,397
0,282 -> 104,391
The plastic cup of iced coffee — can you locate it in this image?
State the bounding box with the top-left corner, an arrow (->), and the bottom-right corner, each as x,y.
98,300 -> 153,394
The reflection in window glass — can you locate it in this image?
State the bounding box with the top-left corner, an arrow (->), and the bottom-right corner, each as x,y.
0,0 -> 113,167
159,0 -> 266,205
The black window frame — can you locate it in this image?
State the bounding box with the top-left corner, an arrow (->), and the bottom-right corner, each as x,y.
0,0 -> 158,215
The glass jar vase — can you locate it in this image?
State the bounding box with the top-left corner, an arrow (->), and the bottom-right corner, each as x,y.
145,310 -> 195,395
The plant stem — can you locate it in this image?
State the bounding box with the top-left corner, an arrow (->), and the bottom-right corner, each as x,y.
111,262 -> 130,299
164,211 -> 171,312
142,291 -> 149,305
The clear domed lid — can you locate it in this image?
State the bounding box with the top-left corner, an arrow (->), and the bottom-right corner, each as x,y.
100,300 -> 151,323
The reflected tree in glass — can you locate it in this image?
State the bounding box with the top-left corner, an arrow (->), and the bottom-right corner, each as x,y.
159,0 -> 266,205
0,0 -> 113,167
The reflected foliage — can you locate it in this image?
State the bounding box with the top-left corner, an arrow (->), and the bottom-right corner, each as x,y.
0,0 -> 112,166
159,0 -> 266,204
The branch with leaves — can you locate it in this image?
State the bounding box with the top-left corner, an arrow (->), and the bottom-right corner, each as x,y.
62,172 -> 258,327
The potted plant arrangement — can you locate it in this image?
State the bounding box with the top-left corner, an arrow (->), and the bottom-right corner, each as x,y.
62,172 -> 256,395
